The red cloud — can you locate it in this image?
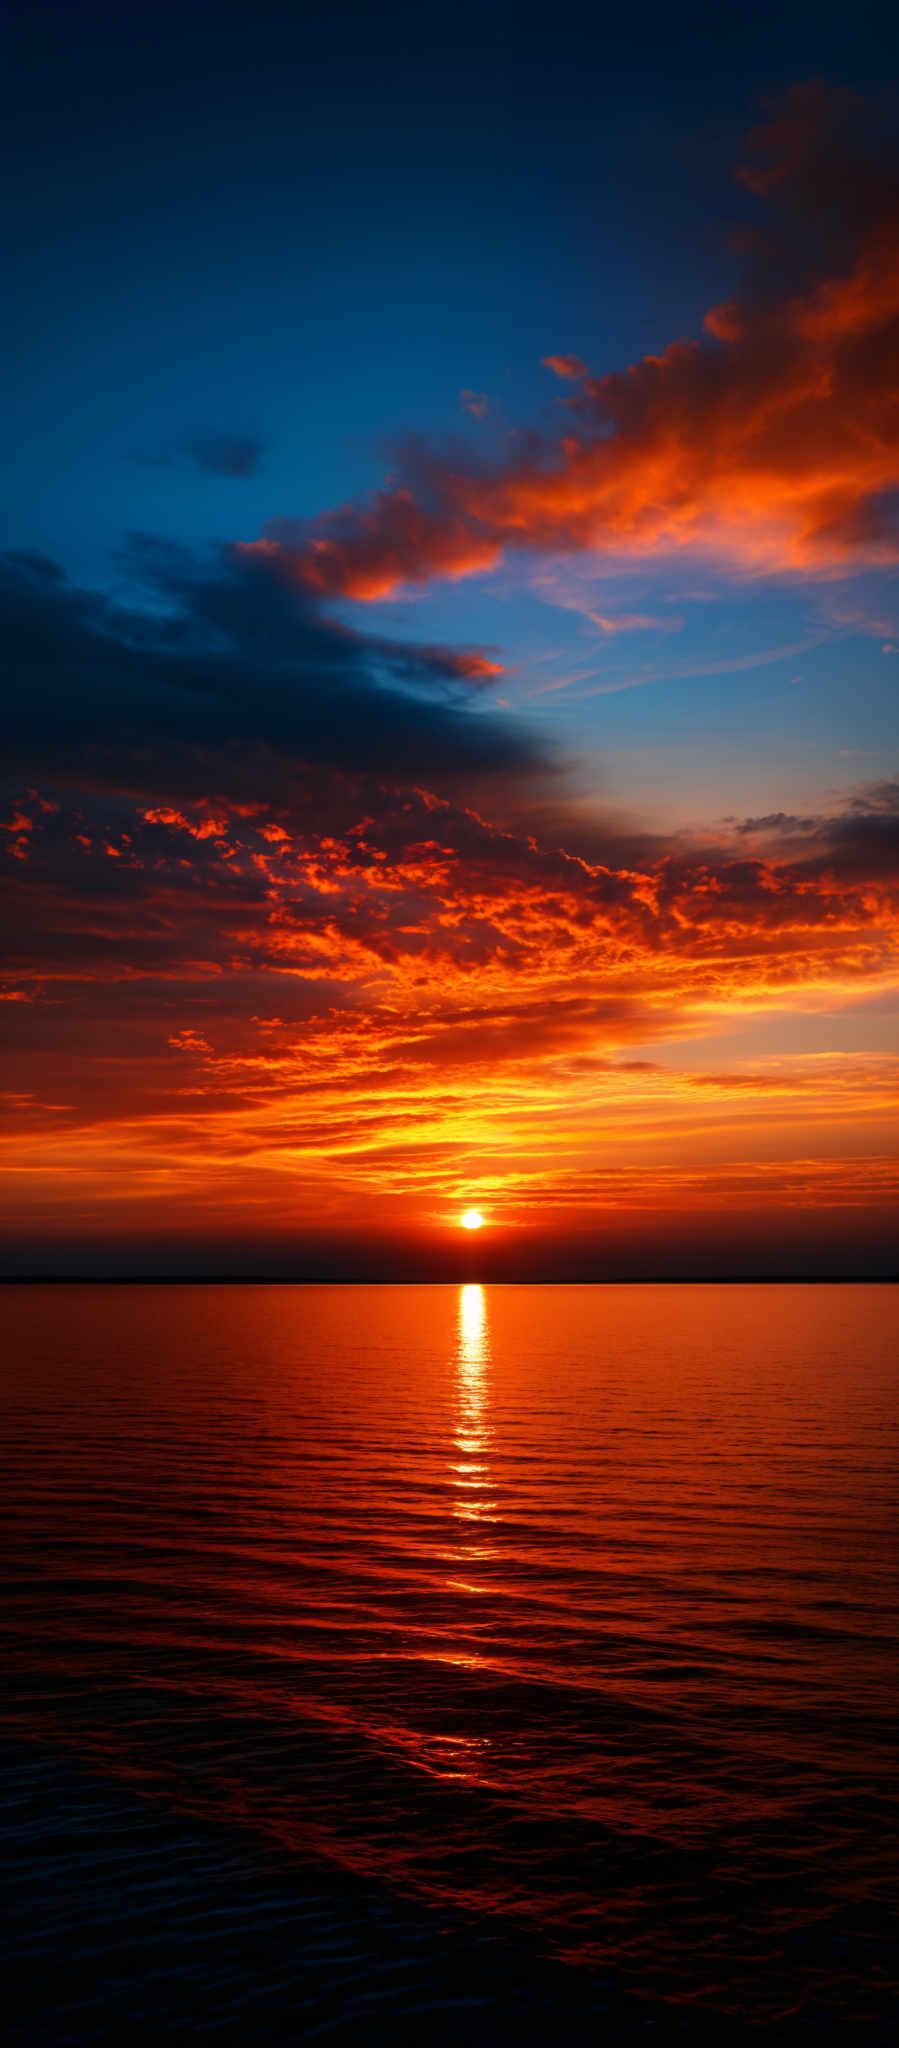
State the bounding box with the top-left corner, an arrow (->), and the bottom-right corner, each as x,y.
263,495 -> 503,601
253,87 -> 899,599
541,354 -> 588,380
168,1029 -> 212,1055
143,807 -> 228,840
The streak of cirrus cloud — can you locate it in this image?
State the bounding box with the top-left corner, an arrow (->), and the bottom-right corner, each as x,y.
248,86 -> 899,600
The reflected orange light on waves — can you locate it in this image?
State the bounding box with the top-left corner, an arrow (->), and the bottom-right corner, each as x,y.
452,1284 -> 495,1532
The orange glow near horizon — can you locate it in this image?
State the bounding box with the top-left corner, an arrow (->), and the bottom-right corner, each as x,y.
0,772 -> 897,1269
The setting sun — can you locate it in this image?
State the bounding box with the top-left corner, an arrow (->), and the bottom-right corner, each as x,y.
460,1209 -> 485,1231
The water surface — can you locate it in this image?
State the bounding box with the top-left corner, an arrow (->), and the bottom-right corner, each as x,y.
1,1283 -> 897,2037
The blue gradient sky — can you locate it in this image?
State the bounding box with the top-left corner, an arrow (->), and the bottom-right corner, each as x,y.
5,3 -> 898,825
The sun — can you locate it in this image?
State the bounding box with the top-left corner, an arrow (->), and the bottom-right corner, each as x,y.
460,1208 -> 485,1231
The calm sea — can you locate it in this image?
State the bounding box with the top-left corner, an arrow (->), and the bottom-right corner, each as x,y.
1,1282 -> 897,2041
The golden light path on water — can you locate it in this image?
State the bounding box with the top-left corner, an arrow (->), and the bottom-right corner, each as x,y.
436,1282 -> 498,1712
449,1288 -> 495,1563
456,1282 -> 490,1460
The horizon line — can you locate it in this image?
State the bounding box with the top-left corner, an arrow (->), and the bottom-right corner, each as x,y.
2,1274 -> 896,1287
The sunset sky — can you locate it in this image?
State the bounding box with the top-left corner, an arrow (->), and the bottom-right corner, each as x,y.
2,1 -> 898,1275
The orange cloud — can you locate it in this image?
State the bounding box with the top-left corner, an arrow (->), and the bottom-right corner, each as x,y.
254,87 -> 899,599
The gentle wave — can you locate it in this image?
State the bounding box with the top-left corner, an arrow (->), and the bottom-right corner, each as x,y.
1,1282 -> 897,2035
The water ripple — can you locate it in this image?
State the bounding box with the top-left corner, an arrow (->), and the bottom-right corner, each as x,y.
1,1281 -> 897,2036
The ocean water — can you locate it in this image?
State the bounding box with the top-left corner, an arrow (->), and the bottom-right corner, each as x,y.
1,1281 -> 897,2041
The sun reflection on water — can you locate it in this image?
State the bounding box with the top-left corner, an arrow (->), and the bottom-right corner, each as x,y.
453,1283 -> 494,1523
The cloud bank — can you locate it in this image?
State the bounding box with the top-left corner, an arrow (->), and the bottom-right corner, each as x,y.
2,518 -> 896,1265
249,87 -> 899,599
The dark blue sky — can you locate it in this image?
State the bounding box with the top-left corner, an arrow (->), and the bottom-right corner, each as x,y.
5,1 -> 897,826
4,1 -> 892,564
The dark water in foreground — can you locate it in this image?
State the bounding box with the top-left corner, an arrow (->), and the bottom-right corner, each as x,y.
1,1282 -> 897,2041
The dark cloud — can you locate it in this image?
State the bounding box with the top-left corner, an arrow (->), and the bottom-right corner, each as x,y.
800,781 -> 899,880
185,434 -> 265,479
732,780 -> 899,877
734,811 -> 820,836
0,544 -> 547,808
